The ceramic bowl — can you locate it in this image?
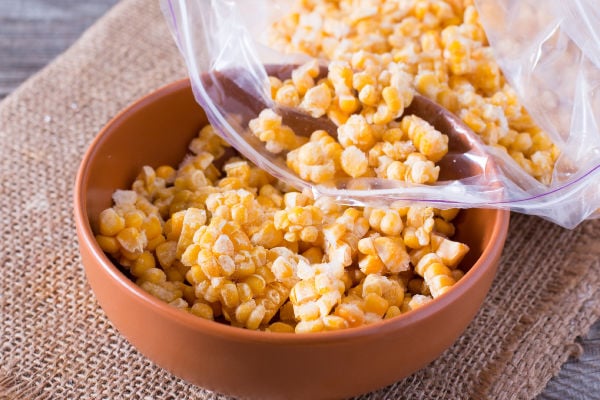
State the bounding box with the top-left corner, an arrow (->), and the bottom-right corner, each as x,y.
74,79 -> 509,400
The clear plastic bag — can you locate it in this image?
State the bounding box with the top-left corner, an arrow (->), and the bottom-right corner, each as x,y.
161,0 -> 600,228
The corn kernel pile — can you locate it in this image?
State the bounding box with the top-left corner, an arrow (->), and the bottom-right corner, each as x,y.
250,100 -> 447,185
95,125 -> 470,333
267,0 -> 559,184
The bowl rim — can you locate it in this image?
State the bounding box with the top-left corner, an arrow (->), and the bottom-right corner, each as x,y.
73,79 -> 510,345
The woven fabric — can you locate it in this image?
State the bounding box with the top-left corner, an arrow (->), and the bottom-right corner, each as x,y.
1,1 -> 599,399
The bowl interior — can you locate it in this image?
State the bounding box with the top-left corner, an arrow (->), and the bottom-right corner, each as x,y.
84,81 -> 206,233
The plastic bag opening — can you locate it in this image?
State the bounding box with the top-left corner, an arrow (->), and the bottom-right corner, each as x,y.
162,0 -> 600,229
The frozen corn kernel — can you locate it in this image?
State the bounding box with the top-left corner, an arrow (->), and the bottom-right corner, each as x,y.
267,321 -> 295,333
95,235 -> 120,254
274,83 -> 301,107
287,130 -> 341,184
415,253 -> 457,298
435,236 -> 470,268
98,208 -> 125,237
116,227 -> 147,254
190,302 -> 214,320
249,109 -> 300,154
337,114 -> 376,151
299,82 -> 332,118
95,121 -> 470,333
139,281 -> 182,303
408,294 -> 432,310
401,115 -> 448,162
291,59 -> 321,95
266,0 -> 558,183
340,146 -> 369,177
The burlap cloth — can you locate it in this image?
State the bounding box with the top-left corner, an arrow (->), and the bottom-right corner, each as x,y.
1,1 -> 599,399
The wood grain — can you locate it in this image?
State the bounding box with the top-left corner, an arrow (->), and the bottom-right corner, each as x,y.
539,322 -> 600,400
0,0 -> 119,99
0,1 -> 598,398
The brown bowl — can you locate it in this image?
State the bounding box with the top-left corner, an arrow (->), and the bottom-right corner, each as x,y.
74,79 -> 509,400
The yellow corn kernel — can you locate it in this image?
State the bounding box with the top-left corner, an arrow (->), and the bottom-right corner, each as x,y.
267,321 -> 295,333
299,226 -> 319,243
131,251 -> 156,277
271,256 -> 295,281
180,243 -> 201,267
358,255 -> 384,275
141,215 -> 162,240
220,282 -> 240,309
338,94 -> 359,114
269,76 -> 283,99
116,227 -> 146,254
251,221 -> 284,248
120,248 -> 142,262
408,294 -> 432,310
138,268 -> 167,285
384,160 -> 407,181
241,274 -> 267,296
295,319 -> 325,333
190,302 -> 214,320
401,115 -> 448,162
275,83 -> 301,107
139,281 -> 181,303
380,211 -> 403,236
403,226 -> 421,249
156,165 -> 176,182
176,207 -> 207,257
340,146 -> 369,178
246,304 -> 267,330
167,210 -> 185,240
384,305 -> 401,319
434,217 -> 455,237
382,86 -> 404,114
363,293 -> 389,317
435,237 -> 470,268
237,282 -> 254,303
168,297 -> 189,310
428,273 -> 456,298
98,208 -> 125,236
155,240 -> 177,268
291,59 -> 320,95
373,236 -> 411,273
338,114 -> 376,151
186,265 -> 208,285
439,208 -> 460,221
415,253 -> 442,276
124,210 -> 145,229
322,315 -> 349,330
290,279 -> 319,305
299,82 -> 332,118
95,235 -> 120,254
358,84 -> 379,107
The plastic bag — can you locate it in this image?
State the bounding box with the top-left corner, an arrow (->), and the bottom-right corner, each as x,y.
161,0 -> 600,228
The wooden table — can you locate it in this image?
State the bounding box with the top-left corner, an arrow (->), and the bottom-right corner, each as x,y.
1,1 -> 598,399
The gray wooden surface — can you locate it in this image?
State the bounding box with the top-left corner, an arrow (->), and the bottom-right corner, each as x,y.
0,0 -> 598,398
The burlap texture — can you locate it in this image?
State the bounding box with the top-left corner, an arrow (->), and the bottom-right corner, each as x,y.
1,1 -> 599,399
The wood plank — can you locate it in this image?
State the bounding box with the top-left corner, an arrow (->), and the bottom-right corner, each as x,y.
538,322 -> 600,400
0,0 -> 119,99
